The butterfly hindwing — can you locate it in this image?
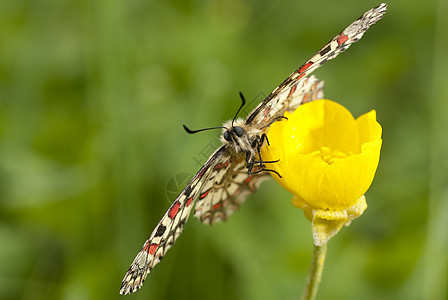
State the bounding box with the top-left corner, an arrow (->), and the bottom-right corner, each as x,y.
194,153 -> 270,224
247,75 -> 325,127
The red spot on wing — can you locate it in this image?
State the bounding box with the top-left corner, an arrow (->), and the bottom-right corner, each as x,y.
298,73 -> 306,80
263,106 -> 272,117
169,201 -> 181,219
302,93 -> 310,103
288,84 -> 297,97
143,242 -> 160,255
200,189 -> 211,199
299,62 -> 313,74
212,203 -> 221,210
337,34 -> 348,45
149,243 -> 159,255
198,166 -> 209,177
186,197 -> 193,207
213,161 -> 230,171
244,176 -> 252,184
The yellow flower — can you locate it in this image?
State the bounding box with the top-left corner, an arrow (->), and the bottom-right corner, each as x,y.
261,99 -> 382,245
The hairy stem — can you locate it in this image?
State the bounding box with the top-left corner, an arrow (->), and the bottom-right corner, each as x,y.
301,243 -> 327,300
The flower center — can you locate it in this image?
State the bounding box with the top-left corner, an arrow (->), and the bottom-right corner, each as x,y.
309,146 -> 350,165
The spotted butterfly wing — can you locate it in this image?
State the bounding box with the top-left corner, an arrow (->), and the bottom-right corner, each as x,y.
119,146 -> 227,294
120,3 -> 386,295
246,3 -> 387,127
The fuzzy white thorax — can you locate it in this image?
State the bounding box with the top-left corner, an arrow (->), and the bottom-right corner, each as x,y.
220,118 -> 263,157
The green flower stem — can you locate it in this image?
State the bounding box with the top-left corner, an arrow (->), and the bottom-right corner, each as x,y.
301,243 -> 327,300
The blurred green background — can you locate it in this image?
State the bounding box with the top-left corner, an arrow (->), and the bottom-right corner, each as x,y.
1,0 -> 447,299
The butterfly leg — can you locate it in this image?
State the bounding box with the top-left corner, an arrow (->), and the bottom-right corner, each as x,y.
246,151 -> 282,178
256,133 -> 280,166
246,133 -> 282,178
257,133 -> 271,160
256,115 -> 288,159
247,164 -> 282,178
259,133 -> 269,147
250,133 -> 270,162
260,116 -> 288,130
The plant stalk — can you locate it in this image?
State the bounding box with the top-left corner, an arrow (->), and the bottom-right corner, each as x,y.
301,243 -> 327,300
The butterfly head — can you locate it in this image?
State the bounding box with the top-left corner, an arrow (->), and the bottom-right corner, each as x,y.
223,124 -> 245,142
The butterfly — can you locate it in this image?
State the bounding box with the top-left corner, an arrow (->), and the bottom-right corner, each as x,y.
120,3 -> 387,295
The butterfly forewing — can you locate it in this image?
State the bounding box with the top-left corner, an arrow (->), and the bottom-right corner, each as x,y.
246,3 -> 387,126
119,146 -> 227,295
120,3 -> 386,295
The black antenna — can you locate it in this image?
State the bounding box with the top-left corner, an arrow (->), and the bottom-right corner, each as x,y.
183,124 -> 225,134
232,92 -> 246,127
184,92 -> 246,135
